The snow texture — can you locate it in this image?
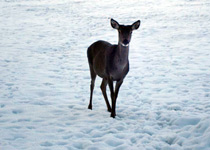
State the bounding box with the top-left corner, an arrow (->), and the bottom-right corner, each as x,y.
0,0 -> 210,150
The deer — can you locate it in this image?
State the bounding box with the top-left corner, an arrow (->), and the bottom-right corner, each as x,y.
87,18 -> 141,118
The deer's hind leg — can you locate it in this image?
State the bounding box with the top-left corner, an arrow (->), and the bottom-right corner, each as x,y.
100,78 -> 111,112
88,65 -> 96,110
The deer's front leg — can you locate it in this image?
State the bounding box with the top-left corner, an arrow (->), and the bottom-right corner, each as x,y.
115,80 -> 123,102
112,80 -> 123,117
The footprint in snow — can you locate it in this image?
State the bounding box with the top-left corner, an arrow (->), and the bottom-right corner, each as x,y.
68,105 -> 75,109
40,141 -> 53,147
1,104 -> 5,108
12,109 -> 23,114
167,104 -> 182,111
5,83 -> 14,86
56,141 -> 68,146
105,139 -> 124,147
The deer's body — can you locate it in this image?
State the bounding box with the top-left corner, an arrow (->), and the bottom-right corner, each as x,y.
88,40 -> 129,81
87,19 -> 140,118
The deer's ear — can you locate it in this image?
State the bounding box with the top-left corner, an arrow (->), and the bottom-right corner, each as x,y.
132,20 -> 141,30
111,19 -> 119,29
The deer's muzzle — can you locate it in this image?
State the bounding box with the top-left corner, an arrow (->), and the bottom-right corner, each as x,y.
121,39 -> 129,47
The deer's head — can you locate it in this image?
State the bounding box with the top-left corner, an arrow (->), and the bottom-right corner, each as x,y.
111,18 -> 140,47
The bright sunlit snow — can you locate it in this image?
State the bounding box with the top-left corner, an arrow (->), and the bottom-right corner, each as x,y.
0,0 -> 210,150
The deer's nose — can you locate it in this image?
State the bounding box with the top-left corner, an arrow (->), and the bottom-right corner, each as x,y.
123,39 -> 129,45
121,39 -> 129,47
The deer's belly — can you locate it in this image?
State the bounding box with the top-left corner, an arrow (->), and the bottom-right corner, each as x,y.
95,69 -> 107,78
92,52 -> 107,78
93,62 -> 107,78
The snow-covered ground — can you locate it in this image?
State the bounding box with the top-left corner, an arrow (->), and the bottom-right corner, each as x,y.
0,0 -> 210,149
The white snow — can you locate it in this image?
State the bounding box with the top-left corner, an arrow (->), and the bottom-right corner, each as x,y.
0,0 -> 210,149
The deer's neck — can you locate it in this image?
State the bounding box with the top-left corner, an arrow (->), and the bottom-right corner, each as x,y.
116,43 -> 129,63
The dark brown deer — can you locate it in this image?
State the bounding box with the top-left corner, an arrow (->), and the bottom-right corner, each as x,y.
87,18 -> 140,118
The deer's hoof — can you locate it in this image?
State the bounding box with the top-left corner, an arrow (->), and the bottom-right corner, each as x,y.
88,105 -> 92,110
110,113 -> 116,118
